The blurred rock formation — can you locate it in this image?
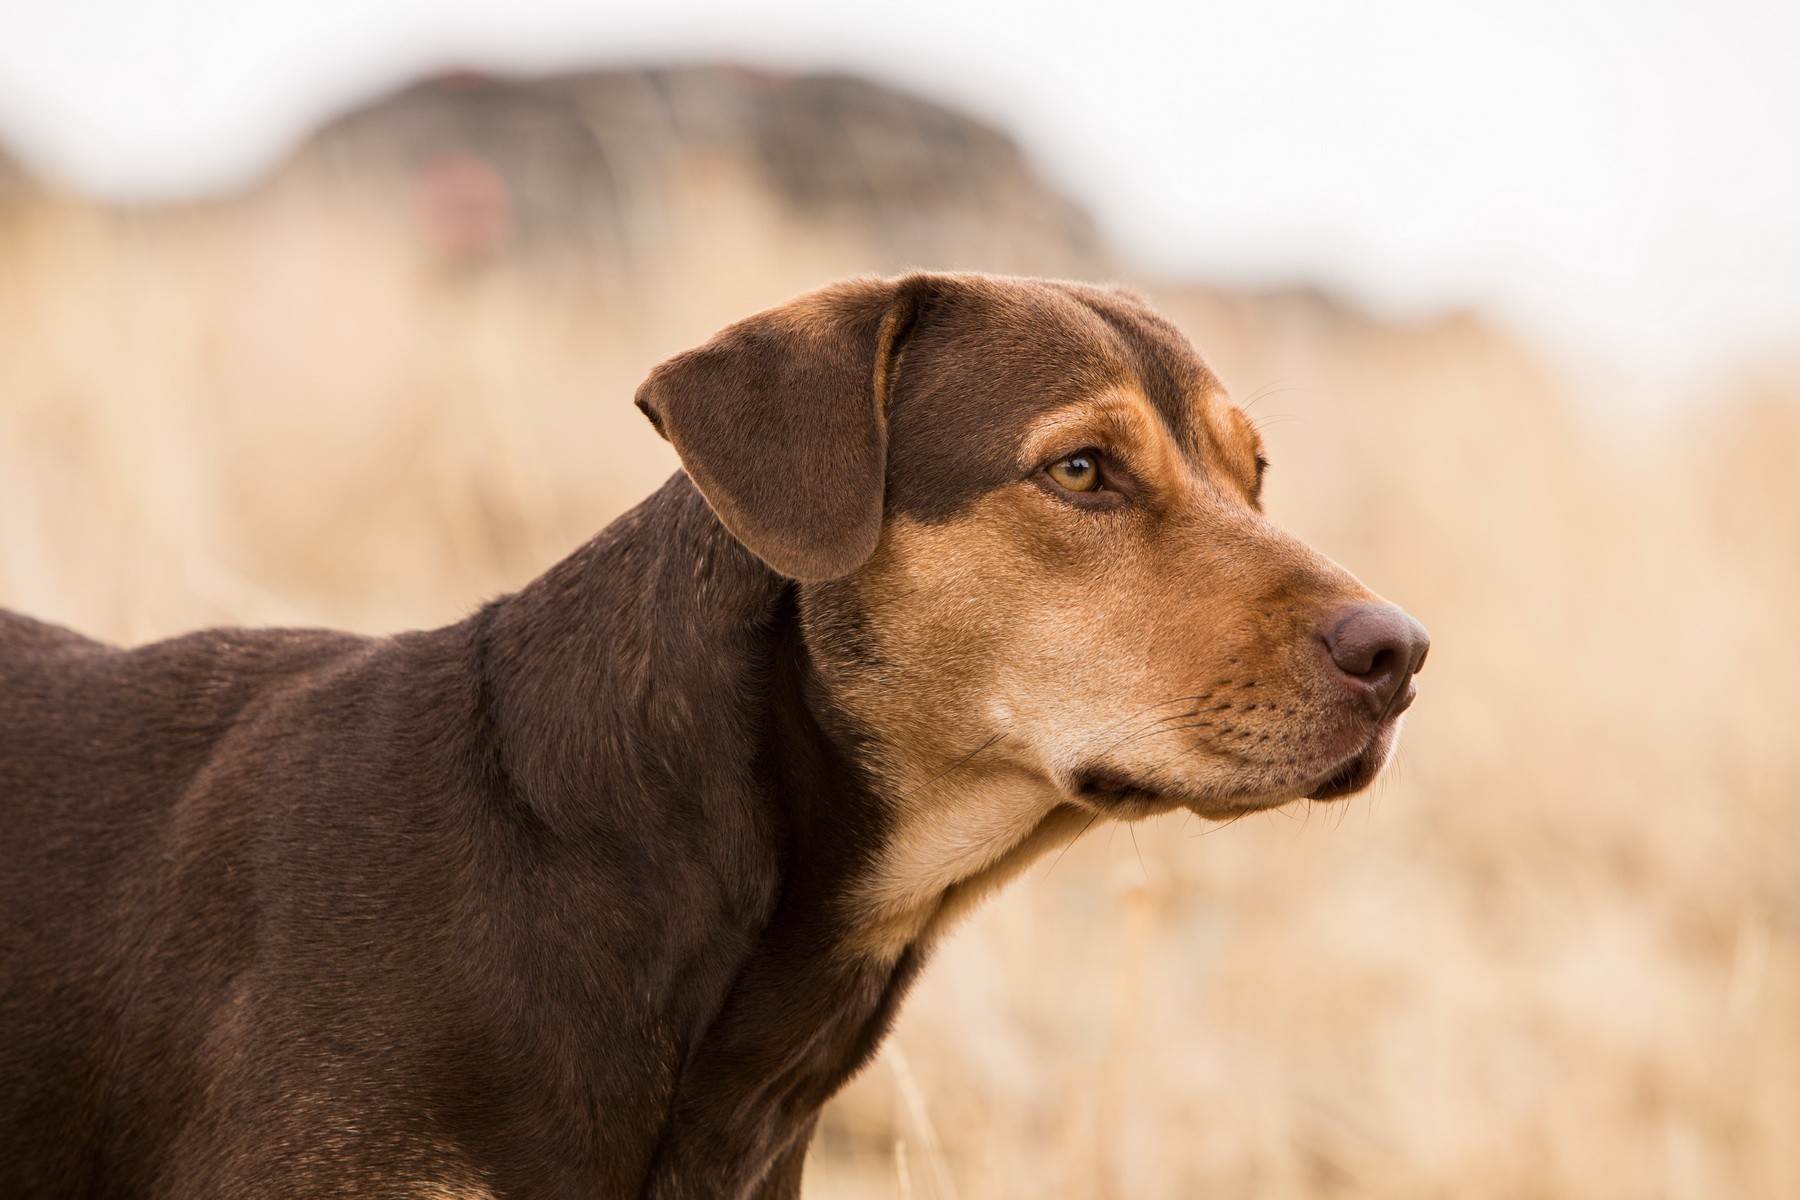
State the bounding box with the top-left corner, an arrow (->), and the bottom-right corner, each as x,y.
280,65 -> 1105,276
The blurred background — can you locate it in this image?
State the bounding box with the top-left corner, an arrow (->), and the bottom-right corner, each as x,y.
2,2 -> 1798,1197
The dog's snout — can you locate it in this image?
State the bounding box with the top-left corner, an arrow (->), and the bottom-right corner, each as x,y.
1320,603 -> 1430,716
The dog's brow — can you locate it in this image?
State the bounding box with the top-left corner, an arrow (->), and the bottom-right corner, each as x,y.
1017,388 -> 1165,464
1188,387 -> 1253,470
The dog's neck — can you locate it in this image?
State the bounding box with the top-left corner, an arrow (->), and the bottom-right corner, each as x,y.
472,476 -> 781,912
477,474 -> 891,906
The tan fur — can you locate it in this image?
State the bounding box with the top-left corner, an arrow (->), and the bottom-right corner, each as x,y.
819,383 -> 1394,959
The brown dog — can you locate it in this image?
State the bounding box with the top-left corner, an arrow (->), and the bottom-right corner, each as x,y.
0,273 -> 1426,1198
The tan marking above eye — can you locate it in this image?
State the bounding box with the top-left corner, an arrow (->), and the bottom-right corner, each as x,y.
1046,452 -> 1101,493
1219,403 -> 1269,495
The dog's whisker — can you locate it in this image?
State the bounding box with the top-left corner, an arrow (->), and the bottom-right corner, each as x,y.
1076,695 -> 1216,761
1238,379 -> 1301,414
1087,693 -> 1210,741
1128,825 -> 1149,886
1099,714 -> 1209,755
891,732 -> 1004,806
1045,812 -> 1102,876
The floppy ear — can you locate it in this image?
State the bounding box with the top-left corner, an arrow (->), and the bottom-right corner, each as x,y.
634,276 -> 929,582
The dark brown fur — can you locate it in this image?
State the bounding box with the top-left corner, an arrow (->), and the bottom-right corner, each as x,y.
0,272 -> 1425,1198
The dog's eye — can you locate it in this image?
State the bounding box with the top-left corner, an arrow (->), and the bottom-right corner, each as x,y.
1046,452 -> 1101,493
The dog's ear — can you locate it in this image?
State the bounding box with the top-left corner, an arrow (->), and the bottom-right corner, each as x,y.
635,276 -> 930,582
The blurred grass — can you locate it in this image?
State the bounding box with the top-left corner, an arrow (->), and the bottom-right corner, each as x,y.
2,71 -> 1798,1200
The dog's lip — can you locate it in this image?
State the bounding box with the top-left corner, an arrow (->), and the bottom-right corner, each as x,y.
1304,745 -> 1383,800
1072,717 -> 1399,814
1302,718 -> 1399,800
1069,766 -> 1292,819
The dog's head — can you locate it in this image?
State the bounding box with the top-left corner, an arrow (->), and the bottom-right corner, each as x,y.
638,273 -> 1428,948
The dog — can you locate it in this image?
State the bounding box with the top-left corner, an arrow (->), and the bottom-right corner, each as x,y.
0,272 -> 1427,1198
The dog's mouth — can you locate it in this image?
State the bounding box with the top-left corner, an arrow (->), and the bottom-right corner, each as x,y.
1070,719 -> 1401,816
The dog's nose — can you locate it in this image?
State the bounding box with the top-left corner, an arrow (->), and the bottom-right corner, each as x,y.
1321,603 -> 1430,717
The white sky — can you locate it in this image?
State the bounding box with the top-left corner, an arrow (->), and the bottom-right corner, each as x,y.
2,0 -> 1798,389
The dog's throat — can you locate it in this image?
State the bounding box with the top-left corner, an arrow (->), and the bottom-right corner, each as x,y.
845,771 -> 1091,960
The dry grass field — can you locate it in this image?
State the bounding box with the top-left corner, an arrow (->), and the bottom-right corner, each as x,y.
2,70 -> 1797,1199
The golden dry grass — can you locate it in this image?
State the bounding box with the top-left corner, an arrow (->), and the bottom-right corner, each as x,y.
2,172 -> 1797,1200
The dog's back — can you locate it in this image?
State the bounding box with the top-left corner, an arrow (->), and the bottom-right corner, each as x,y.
0,611 -> 370,1194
